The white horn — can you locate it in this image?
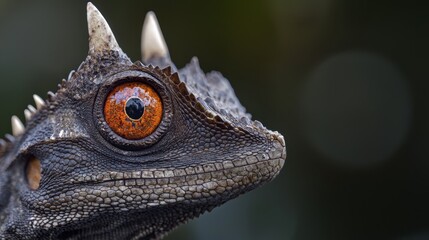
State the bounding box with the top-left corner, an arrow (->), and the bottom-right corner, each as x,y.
87,2 -> 122,54
11,116 -> 25,137
141,12 -> 170,62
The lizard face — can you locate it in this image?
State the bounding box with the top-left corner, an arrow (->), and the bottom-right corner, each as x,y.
0,3 -> 286,239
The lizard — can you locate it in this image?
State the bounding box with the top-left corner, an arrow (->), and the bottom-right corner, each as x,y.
0,3 -> 286,240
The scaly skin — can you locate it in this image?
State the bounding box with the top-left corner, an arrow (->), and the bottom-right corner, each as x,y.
0,3 -> 286,240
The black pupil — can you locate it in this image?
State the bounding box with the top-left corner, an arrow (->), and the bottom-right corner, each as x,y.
125,98 -> 145,120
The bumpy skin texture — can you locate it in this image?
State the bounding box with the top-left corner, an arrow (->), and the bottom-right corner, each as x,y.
0,9 -> 286,240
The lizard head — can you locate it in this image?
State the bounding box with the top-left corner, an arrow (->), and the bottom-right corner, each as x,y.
0,3 -> 286,239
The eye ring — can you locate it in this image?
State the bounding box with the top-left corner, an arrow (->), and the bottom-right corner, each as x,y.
93,70 -> 173,150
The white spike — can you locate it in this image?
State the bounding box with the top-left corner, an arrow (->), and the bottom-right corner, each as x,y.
0,139 -> 6,152
68,70 -> 75,80
24,109 -> 32,122
141,11 -> 169,62
87,2 -> 121,53
11,116 -> 25,137
27,105 -> 37,113
33,94 -> 45,110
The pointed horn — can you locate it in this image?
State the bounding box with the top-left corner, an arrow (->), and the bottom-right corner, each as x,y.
33,94 -> 45,110
27,105 -> 36,113
11,116 -> 25,137
24,109 -> 32,122
87,2 -> 122,54
141,12 -> 170,62
0,139 -> 7,153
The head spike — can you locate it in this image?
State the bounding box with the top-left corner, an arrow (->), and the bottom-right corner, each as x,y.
11,116 -> 25,137
33,94 -> 45,110
67,70 -> 75,80
27,105 -> 36,113
141,12 -> 170,63
47,91 -> 56,100
4,134 -> 15,142
0,139 -> 7,153
87,2 -> 122,54
24,109 -> 32,122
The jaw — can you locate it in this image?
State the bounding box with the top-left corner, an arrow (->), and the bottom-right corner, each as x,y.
52,200 -> 226,240
12,137 -> 285,239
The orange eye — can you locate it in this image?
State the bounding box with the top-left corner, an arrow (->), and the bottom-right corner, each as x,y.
104,82 -> 163,140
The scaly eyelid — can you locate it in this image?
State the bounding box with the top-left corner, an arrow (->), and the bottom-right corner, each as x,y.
92,69 -> 174,151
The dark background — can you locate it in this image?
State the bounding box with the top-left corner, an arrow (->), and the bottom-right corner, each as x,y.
1,1 -> 428,239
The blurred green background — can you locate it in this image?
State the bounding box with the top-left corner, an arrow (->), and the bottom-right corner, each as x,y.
1,0 -> 428,239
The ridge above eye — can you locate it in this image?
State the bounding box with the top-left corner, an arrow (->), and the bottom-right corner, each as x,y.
104,82 -> 163,140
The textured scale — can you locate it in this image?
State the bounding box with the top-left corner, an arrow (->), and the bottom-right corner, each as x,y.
0,3 -> 286,240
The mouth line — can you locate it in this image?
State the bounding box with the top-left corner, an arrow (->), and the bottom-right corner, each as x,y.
71,156 -> 285,188
31,157 -> 284,219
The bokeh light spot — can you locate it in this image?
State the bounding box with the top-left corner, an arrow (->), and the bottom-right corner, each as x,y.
301,51 -> 412,169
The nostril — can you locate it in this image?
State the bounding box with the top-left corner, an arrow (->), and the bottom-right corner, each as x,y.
26,156 -> 41,190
